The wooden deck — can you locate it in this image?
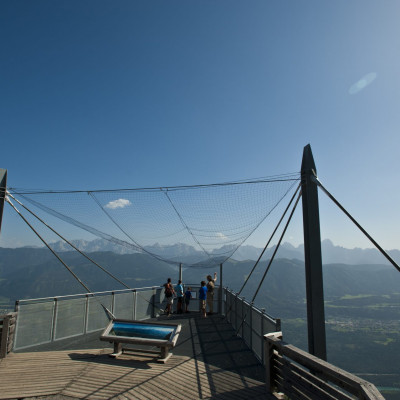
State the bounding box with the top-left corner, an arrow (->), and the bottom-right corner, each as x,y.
0,313 -> 274,400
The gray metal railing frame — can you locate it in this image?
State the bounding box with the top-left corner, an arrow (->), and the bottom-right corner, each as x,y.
224,288 -> 280,365
12,285 -> 280,358
13,285 -> 164,350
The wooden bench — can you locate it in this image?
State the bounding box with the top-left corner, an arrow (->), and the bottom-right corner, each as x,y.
100,319 -> 181,363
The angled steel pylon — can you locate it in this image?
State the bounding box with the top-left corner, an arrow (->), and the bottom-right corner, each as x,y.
301,145 -> 327,360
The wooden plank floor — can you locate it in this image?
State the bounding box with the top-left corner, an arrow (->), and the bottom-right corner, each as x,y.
0,313 -> 274,400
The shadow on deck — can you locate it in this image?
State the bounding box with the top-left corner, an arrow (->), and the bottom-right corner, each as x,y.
0,312 -> 274,399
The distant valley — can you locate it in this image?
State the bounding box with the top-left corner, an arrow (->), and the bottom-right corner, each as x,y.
0,244 -> 399,397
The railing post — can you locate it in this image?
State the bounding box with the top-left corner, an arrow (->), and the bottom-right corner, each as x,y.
218,263 -> 223,315
261,308 -> 266,365
13,301 -> 19,349
241,297 -> 245,338
0,313 -> 17,358
133,290 -> 137,320
301,144 -> 327,360
179,263 -> 182,282
151,287 -> 156,318
0,315 -> 10,358
276,318 -> 281,332
249,302 -> 253,351
225,289 -> 230,322
111,292 -> 115,315
234,292 -> 238,329
264,332 -> 283,394
51,298 -> 58,342
84,294 -> 89,333
264,337 -> 274,393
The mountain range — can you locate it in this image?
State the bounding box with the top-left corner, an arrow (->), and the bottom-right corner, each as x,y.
21,237 -> 400,266
1,245 -> 399,314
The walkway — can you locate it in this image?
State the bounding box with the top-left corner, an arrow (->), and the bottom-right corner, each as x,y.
0,313 -> 274,399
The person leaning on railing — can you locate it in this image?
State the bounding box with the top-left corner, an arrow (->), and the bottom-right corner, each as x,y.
206,272 -> 217,315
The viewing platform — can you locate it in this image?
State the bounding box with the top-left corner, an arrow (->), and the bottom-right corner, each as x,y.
0,286 -> 386,400
0,312 -> 272,400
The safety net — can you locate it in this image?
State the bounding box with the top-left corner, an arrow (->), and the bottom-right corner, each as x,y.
8,173 -> 300,268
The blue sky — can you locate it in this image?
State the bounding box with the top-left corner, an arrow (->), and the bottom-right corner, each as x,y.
1,0 -> 400,252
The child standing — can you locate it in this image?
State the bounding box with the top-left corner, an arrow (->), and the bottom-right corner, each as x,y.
184,287 -> 192,313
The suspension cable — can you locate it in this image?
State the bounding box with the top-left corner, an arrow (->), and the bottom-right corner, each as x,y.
8,192 -> 166,314
7,191 -> 132,289
312,176 -> 400,273
251,190 -> 301,302
237,182 -> 301,296
88,191 -> 178,265
8,173 -> 300,195
5,195 -> 116,319
6,196 -> 93,293
163,189 -> 215,264
224,183 -> 301,319
227,179 -> 300,266
235,190 -> 302,335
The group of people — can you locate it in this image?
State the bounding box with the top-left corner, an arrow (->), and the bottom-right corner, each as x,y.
163,272 -> 217,318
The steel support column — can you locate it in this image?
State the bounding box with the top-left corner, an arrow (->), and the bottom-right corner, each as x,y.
218,263 -> 223,315
301,144 -> 327,360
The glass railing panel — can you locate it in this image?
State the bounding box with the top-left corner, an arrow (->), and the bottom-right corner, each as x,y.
235,297 -> 242,331
237,297 -> 243,319
242,302 -> 250,342
14,300 -> 54,349
243,321 -> 251,347
113,291 -> 135,320
225,291 -> 232,323
252,308 -> 262,335
155,287 -> 166,313
211,288 -> 219,313
87,294 -> 112,332
243,302 -> 250,320
136,289 -> 154,320
252,330 -> 262,361
227,291 -> 236,325
262,312 -> 278,334
55,297 -> 86,340
220,287 -> 226,315
183,285 -> 200,314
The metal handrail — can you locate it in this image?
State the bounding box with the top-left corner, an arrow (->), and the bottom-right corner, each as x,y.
15,285 -> 162,305
12,285 -> 279,358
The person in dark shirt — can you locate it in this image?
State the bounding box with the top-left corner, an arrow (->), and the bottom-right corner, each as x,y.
199,281 -> 208,318
163,278 -> 175,316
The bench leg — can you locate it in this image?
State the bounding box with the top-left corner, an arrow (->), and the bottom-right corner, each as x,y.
110,342 -> 123,358
158,346 -> 172,363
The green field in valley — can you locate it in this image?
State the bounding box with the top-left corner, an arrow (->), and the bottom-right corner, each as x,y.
282,293 -> 400,399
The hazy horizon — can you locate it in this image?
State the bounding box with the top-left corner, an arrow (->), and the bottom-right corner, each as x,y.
1,237 -> 399,253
